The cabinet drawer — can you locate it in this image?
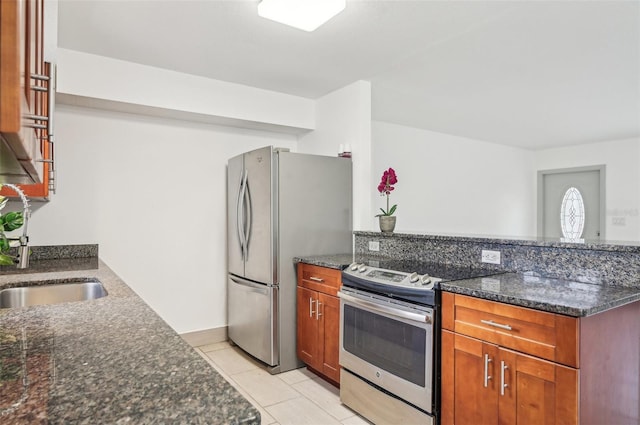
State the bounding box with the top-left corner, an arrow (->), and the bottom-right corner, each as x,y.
442,292 -> 578,367
297,263 -> 342,296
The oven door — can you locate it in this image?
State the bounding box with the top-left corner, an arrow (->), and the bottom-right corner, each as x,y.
338,288 -> 434,413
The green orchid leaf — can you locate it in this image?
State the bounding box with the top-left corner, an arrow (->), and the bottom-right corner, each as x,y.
388,205 -> 397,215
1,211 -> 24,232
0,253 -> 15,266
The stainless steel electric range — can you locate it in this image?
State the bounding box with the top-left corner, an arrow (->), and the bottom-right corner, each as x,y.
338,259 -> 501,425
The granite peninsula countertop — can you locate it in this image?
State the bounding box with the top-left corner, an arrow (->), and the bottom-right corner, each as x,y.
294,254 -> 640,317
0,259 -> 260,424
440,272 -> 640,317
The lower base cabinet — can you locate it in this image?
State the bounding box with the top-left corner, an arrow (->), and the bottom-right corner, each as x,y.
296,263 -> 341,384
441,292 -> 640,425
442,330 -> 578,424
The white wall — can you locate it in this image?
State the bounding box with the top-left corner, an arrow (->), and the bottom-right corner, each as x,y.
27,104 -> 296,333
298,81 -> 372,231
57,49 -> 315,133
372,121 -> 535,237
535,137 -> 640,241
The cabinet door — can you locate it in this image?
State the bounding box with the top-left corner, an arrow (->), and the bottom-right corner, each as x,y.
296,286 -> 319,369
442,331 -> 499,425
318,293 -> 340,383
499,348 -> 578,425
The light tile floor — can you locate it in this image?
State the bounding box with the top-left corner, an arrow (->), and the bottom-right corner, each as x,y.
194,341 -> 371,425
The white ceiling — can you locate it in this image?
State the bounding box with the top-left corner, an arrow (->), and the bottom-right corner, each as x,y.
57,0 -> 639,150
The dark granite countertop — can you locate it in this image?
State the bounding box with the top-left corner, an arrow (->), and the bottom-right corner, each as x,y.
440,272 -> 640,317
293,253 -> 355,270
0,259 -> 260,424
295,254 -> 640,318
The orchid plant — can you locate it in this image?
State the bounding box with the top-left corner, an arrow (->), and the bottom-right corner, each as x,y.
376,167 -> 398,217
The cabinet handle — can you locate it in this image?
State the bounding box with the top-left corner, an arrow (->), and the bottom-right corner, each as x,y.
309,276 -> 324,283
23,114 -> 49,122
23,123 -> 48,129
480,319 -> 513,331
483,353 -> 492,388
30,73 -> 50,81
309,298 -> 315,318
500,360 -> 509,396
316,301 -> 322,320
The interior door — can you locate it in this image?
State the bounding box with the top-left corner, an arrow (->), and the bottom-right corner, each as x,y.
243,146 -> 275,285
227,153 -> 244,277
539,167 -> 604,240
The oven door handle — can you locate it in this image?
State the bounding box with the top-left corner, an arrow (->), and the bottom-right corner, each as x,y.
338,291 -> 432,324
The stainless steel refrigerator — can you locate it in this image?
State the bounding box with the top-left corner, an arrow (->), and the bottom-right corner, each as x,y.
227,146 -> 352,374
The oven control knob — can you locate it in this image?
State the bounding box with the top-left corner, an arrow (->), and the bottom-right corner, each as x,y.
421,275 -> 432,285
358,265 -> 368,273
409,272 -> 419,283
350,263 -> 360,271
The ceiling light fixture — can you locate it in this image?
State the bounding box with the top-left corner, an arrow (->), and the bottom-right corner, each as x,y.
257,0 -> 346,32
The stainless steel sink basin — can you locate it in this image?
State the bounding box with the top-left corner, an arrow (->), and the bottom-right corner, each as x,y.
0,279 -> 107,308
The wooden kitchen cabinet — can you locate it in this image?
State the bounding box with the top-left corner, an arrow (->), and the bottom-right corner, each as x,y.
296,263 -> 342,385
441,292 -> 640,425
442,331 -> 577,425
0,0 -> 54,195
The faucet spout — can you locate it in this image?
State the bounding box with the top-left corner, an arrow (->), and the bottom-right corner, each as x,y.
2,184 -> 31,269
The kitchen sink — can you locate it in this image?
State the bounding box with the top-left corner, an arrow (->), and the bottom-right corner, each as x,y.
0,280 -> 107,308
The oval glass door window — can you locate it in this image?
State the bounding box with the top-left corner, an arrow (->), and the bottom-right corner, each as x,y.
560,187 -> 585,241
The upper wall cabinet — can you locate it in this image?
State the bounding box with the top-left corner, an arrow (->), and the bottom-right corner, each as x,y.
0,0 -> 55,199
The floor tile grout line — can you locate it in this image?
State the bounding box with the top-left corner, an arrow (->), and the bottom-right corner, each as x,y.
195,343 -> 368,424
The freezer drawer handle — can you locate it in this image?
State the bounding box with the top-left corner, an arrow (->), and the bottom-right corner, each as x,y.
230,277 -> 268,295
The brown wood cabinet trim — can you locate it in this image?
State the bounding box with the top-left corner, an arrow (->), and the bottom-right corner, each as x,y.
451,293 -> 579,367
441,291 -> 455,331
0,0 -> 22,132
297,263 -> 342,295
440,330 -> 454,425
579,300 -> 639,424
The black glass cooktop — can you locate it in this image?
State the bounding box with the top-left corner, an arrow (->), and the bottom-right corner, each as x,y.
352,257 -> 503,282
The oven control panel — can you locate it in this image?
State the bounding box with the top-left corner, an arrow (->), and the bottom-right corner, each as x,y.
344,262 -> 439,290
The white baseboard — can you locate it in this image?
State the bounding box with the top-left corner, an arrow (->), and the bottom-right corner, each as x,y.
180,326 -> 228,347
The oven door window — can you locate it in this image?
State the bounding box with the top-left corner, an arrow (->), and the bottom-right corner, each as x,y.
343,304 -> 427,387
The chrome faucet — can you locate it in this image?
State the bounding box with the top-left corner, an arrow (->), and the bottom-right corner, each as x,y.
2,184 -> 31,269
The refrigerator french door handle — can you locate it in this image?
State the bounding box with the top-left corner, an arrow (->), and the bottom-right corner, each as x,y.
244,172 -> 252,258
237,170 -> 248,261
